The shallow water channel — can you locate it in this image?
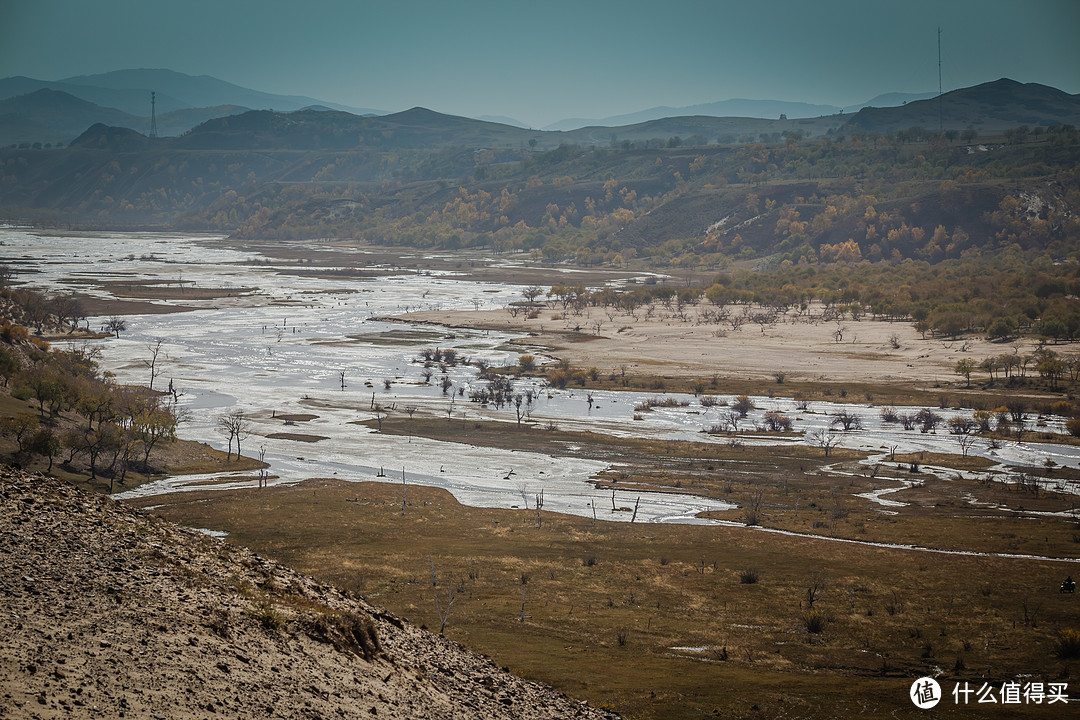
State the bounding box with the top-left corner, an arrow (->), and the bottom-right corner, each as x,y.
7,228 -> 1080,523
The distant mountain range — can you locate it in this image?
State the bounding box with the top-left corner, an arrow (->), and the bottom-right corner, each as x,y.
542,92 -> 937,131
1,68 -> 1078,152
3,75 -> 1077,259
0,69 -> 383,117
0,69 -> 386,145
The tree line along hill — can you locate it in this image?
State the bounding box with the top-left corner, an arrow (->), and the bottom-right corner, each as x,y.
1,78 -> 1079,341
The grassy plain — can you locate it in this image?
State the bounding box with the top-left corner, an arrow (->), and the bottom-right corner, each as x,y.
136,476 -> 1080,720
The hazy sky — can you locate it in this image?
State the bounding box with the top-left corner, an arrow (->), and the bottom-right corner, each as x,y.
1,0 -> 1077,127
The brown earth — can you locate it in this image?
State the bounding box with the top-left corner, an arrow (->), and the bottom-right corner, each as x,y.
0,468 -> 619,720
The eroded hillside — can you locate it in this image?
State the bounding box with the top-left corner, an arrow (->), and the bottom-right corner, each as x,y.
0,469 -> 618,719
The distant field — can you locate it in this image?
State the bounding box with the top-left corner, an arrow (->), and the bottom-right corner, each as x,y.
135,471 -> 1080,720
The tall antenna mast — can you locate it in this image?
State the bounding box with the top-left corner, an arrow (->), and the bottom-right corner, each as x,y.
150,91 -> 158,138
937,28 -> 943,134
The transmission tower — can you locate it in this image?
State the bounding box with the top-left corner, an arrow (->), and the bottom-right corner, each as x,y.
150,91 -> 158,138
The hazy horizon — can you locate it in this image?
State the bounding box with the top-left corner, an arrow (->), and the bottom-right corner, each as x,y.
2,0 -> 1078,128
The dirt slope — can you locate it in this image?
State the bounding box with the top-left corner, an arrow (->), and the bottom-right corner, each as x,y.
0,469 -> 618,719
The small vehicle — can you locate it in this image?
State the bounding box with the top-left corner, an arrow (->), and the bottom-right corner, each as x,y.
1062,576 -> 1076,594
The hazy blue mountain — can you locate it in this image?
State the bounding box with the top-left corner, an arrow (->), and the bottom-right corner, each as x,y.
545,99 -> 844,131
544,92 -> 943,131
58,69 -> 386,116
842,91 -> 936,113
0,89 -> 141,144
0,76 -> 190,115
476,115 -> 530,128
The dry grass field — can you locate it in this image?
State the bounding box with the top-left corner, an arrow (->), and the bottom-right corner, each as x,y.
134,455 -> 1080,719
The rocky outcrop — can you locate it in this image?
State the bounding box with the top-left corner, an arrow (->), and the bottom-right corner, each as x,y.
0,469 -> 619,719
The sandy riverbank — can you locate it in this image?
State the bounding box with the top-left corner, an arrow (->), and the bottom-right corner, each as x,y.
395,303 -> 1039,386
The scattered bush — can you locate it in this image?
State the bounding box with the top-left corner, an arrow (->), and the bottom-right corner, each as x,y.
247,598 -> 286,631
732,395 -> 753,417
739,568 -> 759,584
1050,400 -> 1075,417
1054,629 -> 1080,659
762,411 -> 793,431
803,609 -> 827,633
303,611 -> 381,661
1067,418 -> 1080,438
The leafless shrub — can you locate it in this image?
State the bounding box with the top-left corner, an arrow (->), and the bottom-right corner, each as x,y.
830,410 -> 862,431
247,598 -> 286,631
803,609 -> 827,633
742,489 -> 764,526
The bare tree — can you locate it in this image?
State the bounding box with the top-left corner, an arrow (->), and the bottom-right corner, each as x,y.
103,317 -> 126,338
830,410 -> 862,431
808,429 -> 842,457
216,410 -> 251,461
915,409 -> 943,434
429,556 -> 456,634
751,309 -> 778,334
522,285 -> 544,303
955,434 -> 977,457
806,571 -> 829,608
142,338 -> 166,391
257,445 -> 269,488
743,489 -> 763,526
535,489 -> 545,528
513,393 -> 534,427
720,409 -> 742,432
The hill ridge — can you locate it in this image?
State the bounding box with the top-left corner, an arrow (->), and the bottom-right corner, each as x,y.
0,469 -> 617,719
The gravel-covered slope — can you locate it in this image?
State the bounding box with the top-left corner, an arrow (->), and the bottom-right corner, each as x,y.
0,469 -> 619,719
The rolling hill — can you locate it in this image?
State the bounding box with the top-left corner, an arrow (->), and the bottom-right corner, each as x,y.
844,78 -> 1080,134
0,78 -> 1077,274
0,89 -> 141,144
543,92 -> 938,131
